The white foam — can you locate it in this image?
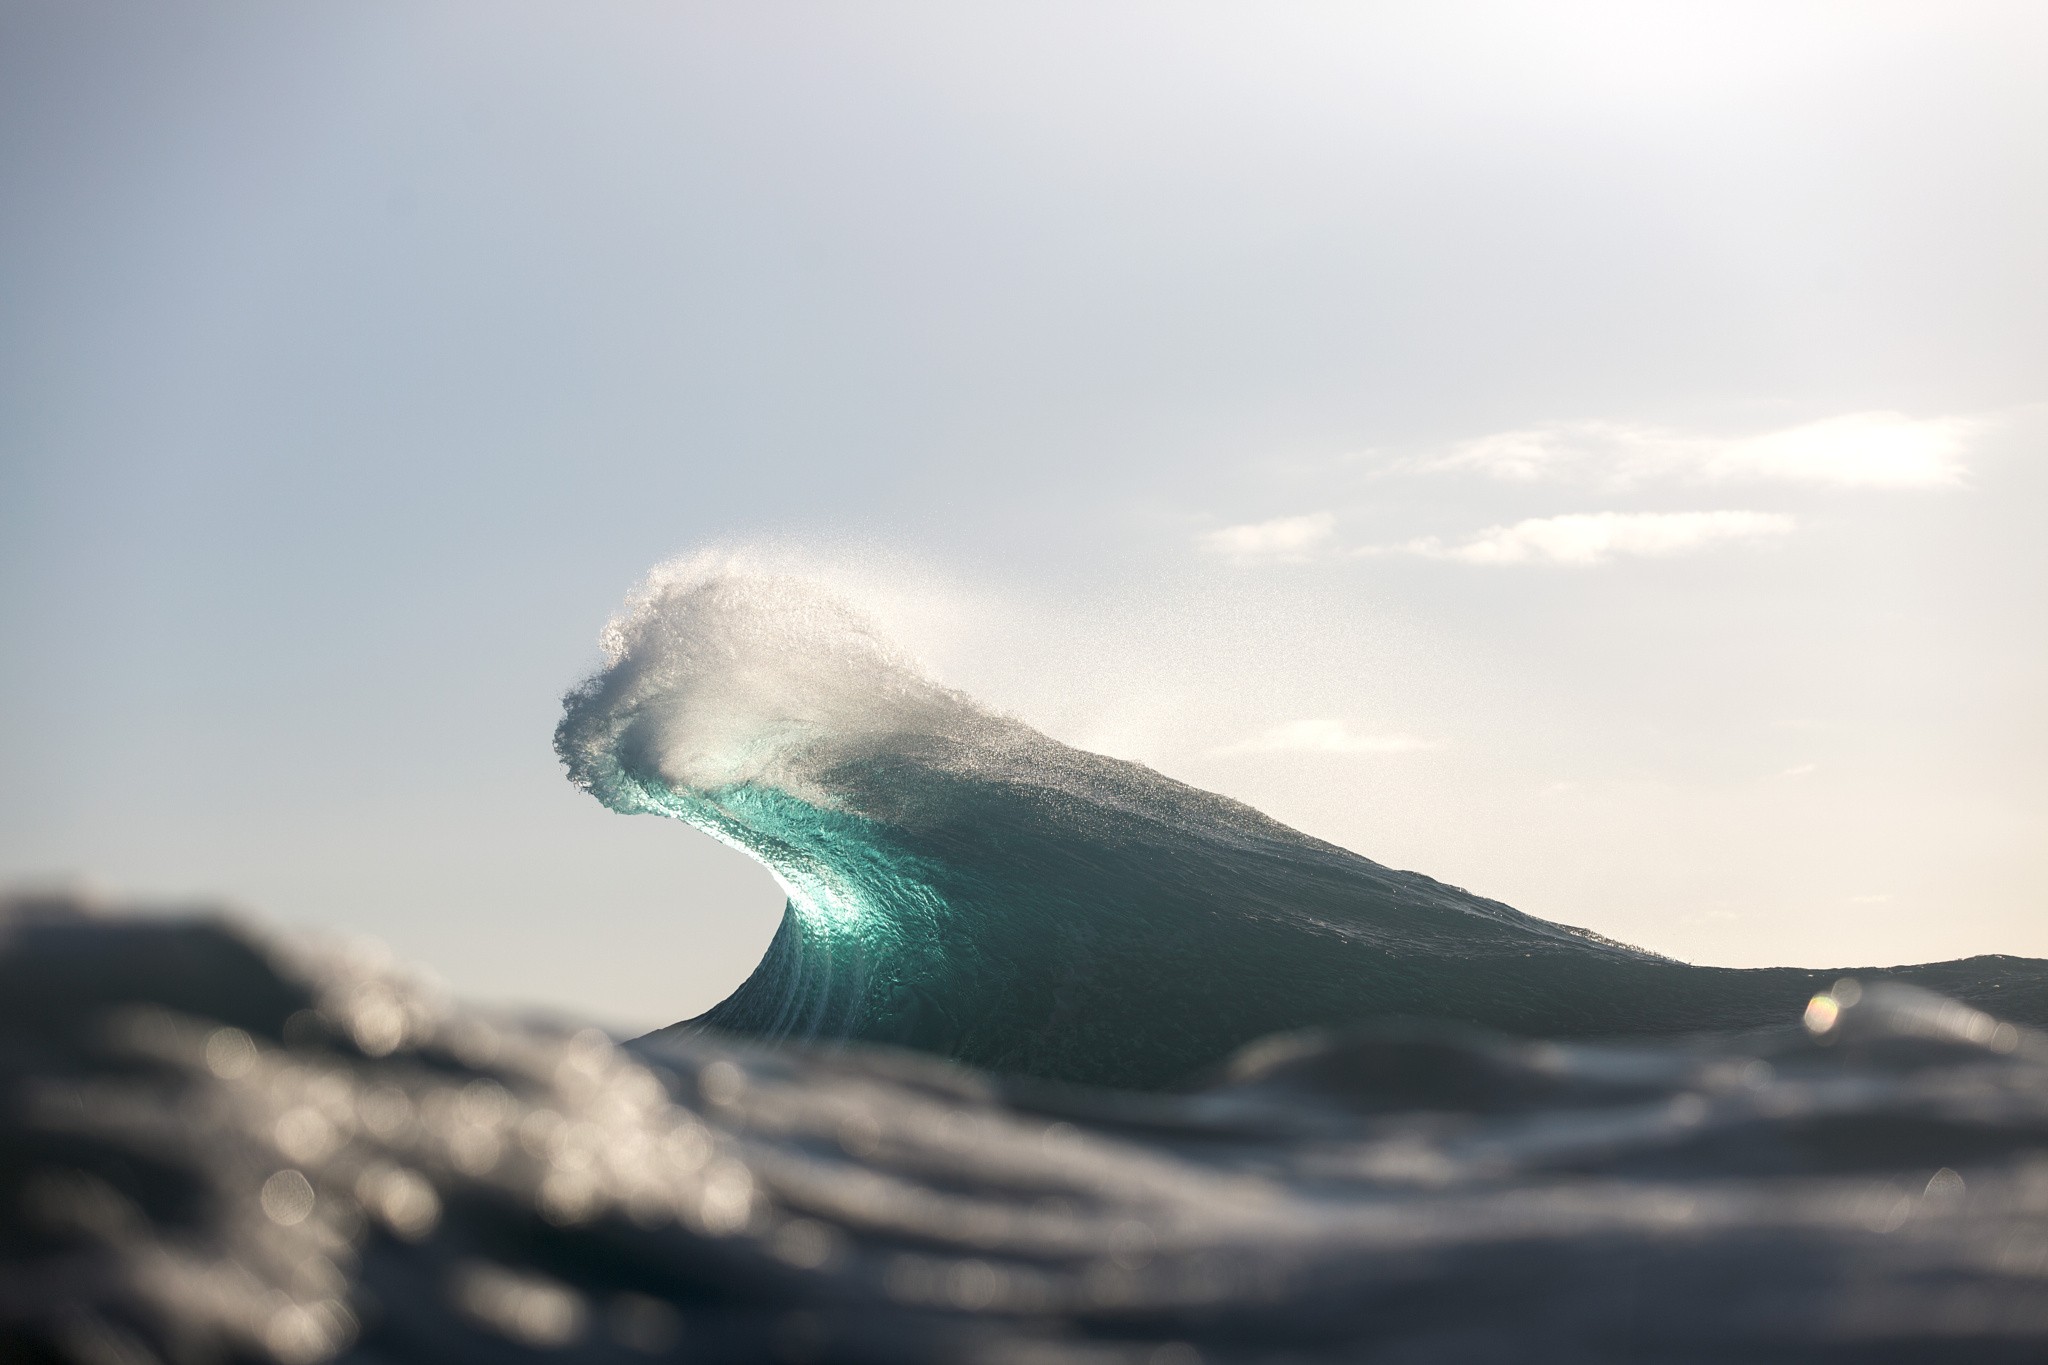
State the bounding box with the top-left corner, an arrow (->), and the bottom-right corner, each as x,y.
569,551 -> 1010,805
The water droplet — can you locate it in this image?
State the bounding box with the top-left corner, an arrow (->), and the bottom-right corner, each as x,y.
275,1108 -> 339,1164
698,1060 -> 745,1108
205,1027 -> 257,1080
261,1169 -> 317,1226
355,1163 -> 440,1240
451,1262 -> 586,1348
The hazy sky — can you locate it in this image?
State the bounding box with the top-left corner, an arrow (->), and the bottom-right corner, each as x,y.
4,2 -> 2043,1030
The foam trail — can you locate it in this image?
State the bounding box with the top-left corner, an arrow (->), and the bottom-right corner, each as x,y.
559,557 -> 2048,1088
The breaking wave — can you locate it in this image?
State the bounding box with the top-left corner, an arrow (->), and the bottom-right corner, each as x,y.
556,559 -> 2048,1088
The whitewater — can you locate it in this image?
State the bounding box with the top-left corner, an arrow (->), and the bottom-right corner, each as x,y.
9,560 -> 2048,1362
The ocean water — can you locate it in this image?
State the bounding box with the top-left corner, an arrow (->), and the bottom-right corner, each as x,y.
7,899 -> 2048,1363
10,561 -> 2048,1362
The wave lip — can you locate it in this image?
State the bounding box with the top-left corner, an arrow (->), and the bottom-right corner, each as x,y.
561,561 -> 2048,1088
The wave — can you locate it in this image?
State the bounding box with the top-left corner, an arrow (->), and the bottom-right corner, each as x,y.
557,558 -> 2048,1089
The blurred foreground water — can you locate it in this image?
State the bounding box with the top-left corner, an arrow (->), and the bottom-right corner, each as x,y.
7,894 -> 2048,1364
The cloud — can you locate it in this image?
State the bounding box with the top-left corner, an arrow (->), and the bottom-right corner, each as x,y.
1428,411 -> 1974,489
1384,510 -> 1795,566
1200,512 -> 1336,562
1211,718 -> 1434,756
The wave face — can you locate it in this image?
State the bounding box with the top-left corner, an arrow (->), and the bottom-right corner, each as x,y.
558,561 -> 2048,1089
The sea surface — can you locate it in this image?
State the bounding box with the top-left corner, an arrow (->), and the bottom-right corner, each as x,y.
8,898 -> 2048,1363
9,562 -> 2048,1362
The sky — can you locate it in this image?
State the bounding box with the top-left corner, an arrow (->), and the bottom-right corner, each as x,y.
3,2 -> 2043,1031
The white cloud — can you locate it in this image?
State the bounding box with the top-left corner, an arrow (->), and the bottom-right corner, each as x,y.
1201,512 -> 1336,562
1712,414 -> 1973,487
1211,718 -> 1434,756
1387,510 -> 1795,566
1429,411 -> 1974,489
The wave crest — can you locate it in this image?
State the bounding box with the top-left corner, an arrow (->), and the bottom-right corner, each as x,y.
560,553 -> 1011,809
